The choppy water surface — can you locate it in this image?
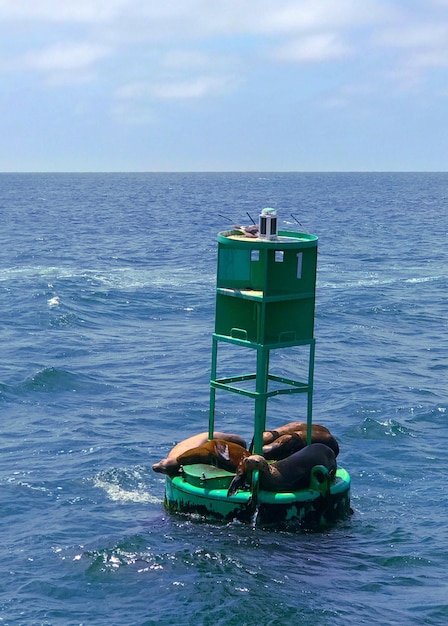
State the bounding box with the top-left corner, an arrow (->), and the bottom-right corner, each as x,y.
1,172 -> 447,625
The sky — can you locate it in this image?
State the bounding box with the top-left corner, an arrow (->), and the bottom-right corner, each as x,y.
1,0 -> 448,172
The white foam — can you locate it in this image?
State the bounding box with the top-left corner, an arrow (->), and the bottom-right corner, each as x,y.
93,477 -> 162,504
0,265 -> 214,290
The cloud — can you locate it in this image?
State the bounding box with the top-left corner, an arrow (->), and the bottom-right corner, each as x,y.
150,75 -> 239,99
2,0 -> 448,116
248,0 -> 388,34
7,41 -> 112,85
320,83 -> 379,111
21,42 -> 111,72
160,50 -> 213,70
0,0 -> 127,22
272,33 -> 351,63
371,12 -> 448,89
0,1 -> 386,45
0,1 -> 388,77
115,73 -> 240,104
376,22 -> 448,68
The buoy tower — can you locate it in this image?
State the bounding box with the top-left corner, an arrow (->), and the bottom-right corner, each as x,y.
209,211 -> 317,452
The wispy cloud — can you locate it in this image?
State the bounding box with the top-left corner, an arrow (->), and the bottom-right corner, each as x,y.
2,1 -> 448,120
1,2 -> 443,82
116,74 -> 239,102
0,0 -> 126,22
151,75 -> 240,99
272,33 -> 351,63
20,42 -> 111,72
6,41 -> 112,86
371,12 -> 448,89
376,22 -> 448,69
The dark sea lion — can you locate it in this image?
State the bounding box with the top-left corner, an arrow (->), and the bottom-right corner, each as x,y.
263,430 -> 339,460
152,431 -> 247,477
227,443 -> 337,496
176,439 -> 250,473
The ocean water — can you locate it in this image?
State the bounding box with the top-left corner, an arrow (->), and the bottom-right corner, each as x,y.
0,172 -> 447,625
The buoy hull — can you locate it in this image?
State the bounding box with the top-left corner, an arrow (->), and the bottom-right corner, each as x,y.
164,464 -> 351,528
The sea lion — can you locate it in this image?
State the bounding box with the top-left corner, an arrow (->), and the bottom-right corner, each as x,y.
176,439 -> 250,473
227,443 -> 337,496
152,431 -> 247,477
262,421 -> 307,445
262,421 -> 333,445
263,429 -> 339,460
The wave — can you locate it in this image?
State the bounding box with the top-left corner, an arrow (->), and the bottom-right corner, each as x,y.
92,467 -> 162,505
0,265 -> 215,290
356,416 -> 416,440
318,272 -> 445,290
0,367 -> 108,397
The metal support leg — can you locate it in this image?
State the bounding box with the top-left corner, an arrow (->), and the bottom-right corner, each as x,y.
306,339 -> 315,445
208,336 -> 218,439
253,346 -> 270,454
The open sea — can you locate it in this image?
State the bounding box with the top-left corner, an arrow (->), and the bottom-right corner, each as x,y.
0,172 -> 447,625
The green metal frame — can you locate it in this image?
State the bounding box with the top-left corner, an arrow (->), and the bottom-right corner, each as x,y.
208,336 -> 315,453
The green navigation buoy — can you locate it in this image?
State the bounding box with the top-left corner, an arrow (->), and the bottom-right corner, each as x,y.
162,215 -> 351,527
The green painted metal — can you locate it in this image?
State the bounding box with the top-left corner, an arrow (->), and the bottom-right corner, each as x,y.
165,466 -> 351,526
210,230 -> 318,453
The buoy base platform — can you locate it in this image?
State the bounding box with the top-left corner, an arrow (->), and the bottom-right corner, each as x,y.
164,463 -> 351,528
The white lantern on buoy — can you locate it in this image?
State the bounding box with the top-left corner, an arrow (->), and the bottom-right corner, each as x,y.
258,207 -> 278,240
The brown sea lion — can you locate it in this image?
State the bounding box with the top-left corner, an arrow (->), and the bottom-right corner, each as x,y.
227,443 -> 337,496
263,430 -> 339,460
262,421 -> 307,445
262,421 -> 333,445
177,439 -> 250,473
152,431 -> 247,477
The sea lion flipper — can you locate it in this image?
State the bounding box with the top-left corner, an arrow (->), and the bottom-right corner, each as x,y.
227,474 -> 244,497
216,441 -> 230,461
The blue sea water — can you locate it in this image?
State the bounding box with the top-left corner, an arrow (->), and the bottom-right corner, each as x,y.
0,172 -> 447,625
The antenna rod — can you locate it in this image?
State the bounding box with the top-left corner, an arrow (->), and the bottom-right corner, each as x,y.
291,214 -> 304,228
218,214 -> 233,223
